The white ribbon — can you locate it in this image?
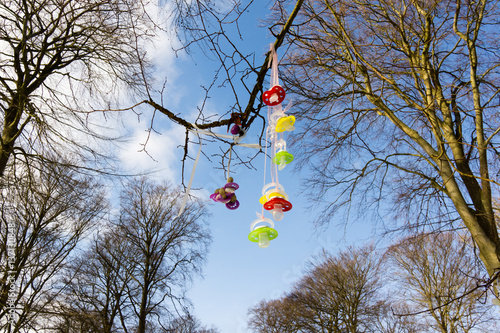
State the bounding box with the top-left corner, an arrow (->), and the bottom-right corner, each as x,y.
268,43 -> 280,88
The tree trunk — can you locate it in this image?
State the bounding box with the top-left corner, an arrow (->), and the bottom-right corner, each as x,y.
0,104 -> 24,177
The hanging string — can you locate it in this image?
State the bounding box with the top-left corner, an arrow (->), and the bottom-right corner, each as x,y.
227,144 -> 233,180
268,43 -> 280,187
262,122 -> 269,216
270,125 -> 278,186
268,43 -> 280,88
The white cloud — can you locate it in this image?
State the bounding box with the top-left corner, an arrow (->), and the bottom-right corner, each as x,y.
118,118 -> 186,183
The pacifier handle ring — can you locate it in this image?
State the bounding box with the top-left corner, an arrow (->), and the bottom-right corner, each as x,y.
226,200 -> 240,210
249,217 -> 274,231
262,182 -> 285,196
248,226 -> 278,242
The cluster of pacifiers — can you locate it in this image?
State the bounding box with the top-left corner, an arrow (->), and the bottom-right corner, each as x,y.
267,87 -> 295,171
248,182 -> 293,248
210,177 -> 240,210
248,76 -> 296,248
209,45 -> 296,249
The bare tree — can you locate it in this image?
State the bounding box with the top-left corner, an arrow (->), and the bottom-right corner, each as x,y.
0,159 -> 107,332
51,178 -> 210,333
273,0 -> 500,278
114,178 -> 210,333
53,229 -> 137,333
387,232 -> 498,333
248,246 -> 387,333
293,246 -> 384,333
0,0 -> 161,175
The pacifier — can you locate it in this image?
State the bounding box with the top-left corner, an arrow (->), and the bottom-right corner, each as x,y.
248,216 -> 278,248
259,182 -> 292,221
272,139 -> 294,171
263,198 -> 292,221
275,115 -> 295,132
263,86 -> 286,106
210,177 -> 240,209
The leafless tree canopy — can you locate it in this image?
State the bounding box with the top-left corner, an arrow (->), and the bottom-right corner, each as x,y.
248,241 -> 499,333
55,230 -> 137,333
117,178 -> 210,333
0,159 -> 107,332
248,246 -> 389,333
0,0 -> 159,175
273,0 -> 500,277
387,232 -> 496,333
53,178 -> 211,333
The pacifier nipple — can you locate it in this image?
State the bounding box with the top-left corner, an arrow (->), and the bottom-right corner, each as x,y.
258,231 -> 270,248
278,155 -> 287,171
272,204 -> 284,221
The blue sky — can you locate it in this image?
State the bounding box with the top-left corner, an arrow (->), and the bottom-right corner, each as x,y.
117,1 -> 376,331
